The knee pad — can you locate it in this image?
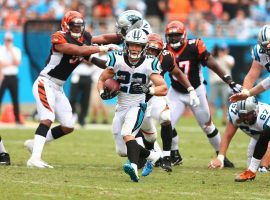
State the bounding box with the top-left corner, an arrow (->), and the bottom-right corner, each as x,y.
142,131 -> 157,143
160,109 -> 171,125
202,122 -> 216,135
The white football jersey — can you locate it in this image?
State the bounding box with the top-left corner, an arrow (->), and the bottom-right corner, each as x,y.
106,51 -> 160,108
251,44 -> 270,72
228,102 -> 270,139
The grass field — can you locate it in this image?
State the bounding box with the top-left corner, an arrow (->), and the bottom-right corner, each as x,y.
0,116 -> 270,200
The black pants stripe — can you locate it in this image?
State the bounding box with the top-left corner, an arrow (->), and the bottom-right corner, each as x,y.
0,75 -> 20,122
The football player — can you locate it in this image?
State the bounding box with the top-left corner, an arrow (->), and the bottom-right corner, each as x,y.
140,33 -> 200,172
24,10 -> 122,168
0,136 -> 10,165
116,10 -> 152,37
98,29 -> 167,182
209,97 -> 270,182
165,20 -> 240,167
229,25 -> 270,172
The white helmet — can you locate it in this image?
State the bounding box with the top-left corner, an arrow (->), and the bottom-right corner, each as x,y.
124,28 -> 148,59
116,10 -> 143,36
258,25 -> 270,55
237,96 -> 258,125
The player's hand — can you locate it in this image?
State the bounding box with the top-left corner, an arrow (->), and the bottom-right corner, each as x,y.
99,44 -> 121,52
208,158 -> 224,169
130,82 -> 150,94
189,90 -> 200,107
229,82 -> 242,94
99,89 -> 117,100
229,89 -> 250,103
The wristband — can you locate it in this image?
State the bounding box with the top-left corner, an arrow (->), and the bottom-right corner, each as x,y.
223,74 -> 232,84
187,86 -> 195,92
217,154 -> 225,163
261,77 -> 270,90
99,46 -> 108,52
149,87 -> 155,95
242,89 -> 250,97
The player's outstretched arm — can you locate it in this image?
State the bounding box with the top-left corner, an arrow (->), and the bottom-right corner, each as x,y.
230,76 -> 270,103
149,74 -> 168,96
92,33 -> 123,45
91,57 -> 107,69
208,121 -> 238,169
243,60 -> 264,89
206,55 -> 242,93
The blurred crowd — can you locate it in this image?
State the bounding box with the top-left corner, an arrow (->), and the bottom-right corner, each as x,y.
1,0 -> 270,39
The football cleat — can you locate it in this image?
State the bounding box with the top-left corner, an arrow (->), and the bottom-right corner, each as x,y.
0,152 -> 11,165
123,161 -> 139,182
27,158 -> 54,169
235,169 -> 256,182
171,150 -> 183,166
160,156 -> 172,172
24,139 -> 34,153
258,166 -> 268,173
223,156 -> 235,168
142,160 -> 154,176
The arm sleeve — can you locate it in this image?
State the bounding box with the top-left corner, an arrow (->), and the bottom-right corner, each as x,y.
106,51 -> 117,71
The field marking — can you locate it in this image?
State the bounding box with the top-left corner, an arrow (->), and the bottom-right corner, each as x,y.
24,192 -> 72,199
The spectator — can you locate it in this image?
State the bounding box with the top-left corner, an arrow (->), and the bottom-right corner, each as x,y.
209,44 -> 235,125
167,0 -> 191,22
229,9 -> 255,39
92,0 -> 113,20
0,32 -> 22,124
144,0 -> 168,33
69,60 -> 93,127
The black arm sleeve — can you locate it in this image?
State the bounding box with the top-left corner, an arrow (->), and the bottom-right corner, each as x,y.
91,57 -> 107,69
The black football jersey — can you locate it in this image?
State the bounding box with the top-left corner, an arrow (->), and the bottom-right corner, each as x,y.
166,39 -> 210,93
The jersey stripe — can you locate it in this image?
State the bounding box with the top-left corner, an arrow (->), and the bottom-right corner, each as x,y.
253,45 -> 260,62
108,52 -> 116,67
151,58 -> 159,71
132,103 -> 147,132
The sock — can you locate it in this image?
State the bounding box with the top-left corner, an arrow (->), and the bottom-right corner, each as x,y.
171,128 -> 179,151
0,136 -> 7,153
51,125 -> 66,139
31,124 -> 50,160
248,157 -> 261,173
207,128 -> 221,151
138,145 -> 150,158
46,129 -> 54,142
143,137 -> 154,150
154,141 -> 163,157
126,140 -> 140,165
131,163 -> 138,176
161,123 -> 172,151
163,151 -> 170,157
31,135 -> 46,160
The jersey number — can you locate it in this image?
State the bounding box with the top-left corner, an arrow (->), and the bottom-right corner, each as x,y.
116,71 -> 147,94
173,60 -> 190,80
260,109 -> 269,120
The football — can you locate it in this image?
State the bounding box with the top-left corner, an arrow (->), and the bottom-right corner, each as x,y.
104,78 -> 120,93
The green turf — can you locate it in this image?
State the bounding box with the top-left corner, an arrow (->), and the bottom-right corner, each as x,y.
1,117 -> 270,200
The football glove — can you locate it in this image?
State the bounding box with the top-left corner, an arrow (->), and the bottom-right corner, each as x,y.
187,87 -> 200,107
229,81 -> 242,94
130,82 -> 150,94
100,89 -> 118,100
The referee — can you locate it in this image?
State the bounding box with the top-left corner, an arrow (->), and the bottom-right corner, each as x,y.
0,32 -> 22,124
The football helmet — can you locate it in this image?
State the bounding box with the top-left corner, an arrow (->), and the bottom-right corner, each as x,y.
165,21 -> 187,49
124,28 -> 148,60
116,10 -> 143,36
258,25 -> 270,55
237,96 -> 258,125
61,11 -> 85,38
147,33 -> 164,57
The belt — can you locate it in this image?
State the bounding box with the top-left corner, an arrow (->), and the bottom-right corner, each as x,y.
39,74 -> 65,86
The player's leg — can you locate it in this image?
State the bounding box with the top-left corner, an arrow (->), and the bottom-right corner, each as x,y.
235,127 -> 270,182
258,142 -> 270,172
122,104 -> 160,181
27,77 -> 55,168
167,87 -> 186,165
189,85 -> 234,167
0,135 -> 10,165
149,96 -> 173,171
